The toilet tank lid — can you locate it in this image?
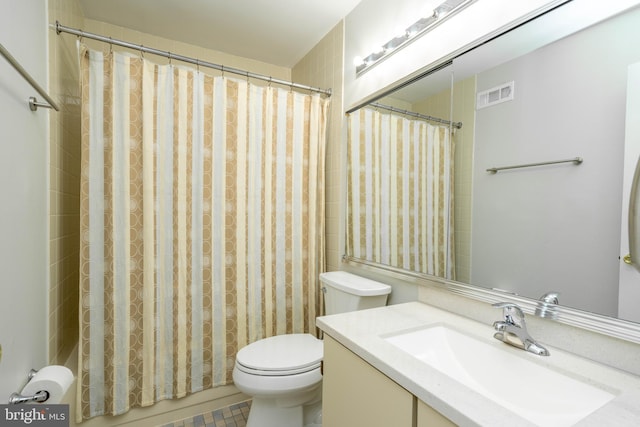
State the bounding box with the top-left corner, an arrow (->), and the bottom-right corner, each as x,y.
320,271 -> 391,296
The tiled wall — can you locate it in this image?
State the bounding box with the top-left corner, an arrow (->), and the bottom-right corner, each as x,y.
412,77 -> 476,283
450,77 -> 476,283
48,0 -> 85,365
292,22 -> 345,272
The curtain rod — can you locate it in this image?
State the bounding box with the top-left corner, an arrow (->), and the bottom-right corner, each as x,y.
54,21 -> 332,97
369,102 -> 462,129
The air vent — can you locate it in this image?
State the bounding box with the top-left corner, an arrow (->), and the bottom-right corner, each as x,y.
477,81 -> 515,110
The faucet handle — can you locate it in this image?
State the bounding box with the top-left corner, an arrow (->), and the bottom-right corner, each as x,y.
492,302 -> 525,326
539,292 -> 560,305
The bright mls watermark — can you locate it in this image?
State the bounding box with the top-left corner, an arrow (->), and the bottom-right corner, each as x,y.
0,405 -> 69,426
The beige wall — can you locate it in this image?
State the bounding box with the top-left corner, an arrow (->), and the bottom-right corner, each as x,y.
412,77 -> 476,283
448,77 -> 476,283
292,22 -> 345,272
81,20 -> 291,82
48,0 -> 85,366
293,21 -> 423,305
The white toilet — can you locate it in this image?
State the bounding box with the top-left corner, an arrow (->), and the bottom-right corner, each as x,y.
232,271 -> 392,427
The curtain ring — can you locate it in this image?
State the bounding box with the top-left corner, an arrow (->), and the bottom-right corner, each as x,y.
140,44 -> 145,58
108,37 -> 113,54
195,59 -> 200,73
221,65 -> 225,78
246,71 -> 250,82
268,77 -> 272,88
168,52 -> 172,65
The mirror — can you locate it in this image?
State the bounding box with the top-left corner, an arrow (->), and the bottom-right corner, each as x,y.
345,63 -> 456,280
345,3 -> 640,323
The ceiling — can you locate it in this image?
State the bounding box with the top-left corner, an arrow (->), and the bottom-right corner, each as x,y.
79,0 -> 362,68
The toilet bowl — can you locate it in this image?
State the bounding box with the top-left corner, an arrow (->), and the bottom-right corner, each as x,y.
233,334 -> 323,427
232,271 -> 391,427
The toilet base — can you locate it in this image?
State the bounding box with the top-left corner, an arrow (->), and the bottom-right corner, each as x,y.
245,389 -> 322,427
303,399 -> 322,427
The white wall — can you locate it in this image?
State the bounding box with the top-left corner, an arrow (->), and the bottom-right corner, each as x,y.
470,8 -> 640,317
0,0 -> 49,402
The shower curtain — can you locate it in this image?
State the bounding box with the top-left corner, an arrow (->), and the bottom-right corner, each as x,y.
78,47 -> 329,419
346,107 -> 455,279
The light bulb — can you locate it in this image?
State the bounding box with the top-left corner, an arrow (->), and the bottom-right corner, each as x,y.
371,45 -> 384,55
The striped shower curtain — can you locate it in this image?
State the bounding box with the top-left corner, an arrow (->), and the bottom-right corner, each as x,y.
346,107 -> 455,279
78,47 -> 329,420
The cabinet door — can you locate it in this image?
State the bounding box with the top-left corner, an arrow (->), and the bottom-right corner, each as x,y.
322,335 -> 413,427
417,399 -> 457,427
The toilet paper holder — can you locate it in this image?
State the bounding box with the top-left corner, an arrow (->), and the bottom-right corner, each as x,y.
9,369 -> 50,404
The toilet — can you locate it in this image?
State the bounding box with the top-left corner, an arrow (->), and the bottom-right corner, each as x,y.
232,271 -> 392,427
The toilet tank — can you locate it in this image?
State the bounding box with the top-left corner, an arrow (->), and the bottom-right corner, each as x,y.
320,271 -> 391,315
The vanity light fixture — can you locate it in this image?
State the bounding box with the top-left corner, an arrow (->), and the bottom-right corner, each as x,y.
355,0 -> 476,76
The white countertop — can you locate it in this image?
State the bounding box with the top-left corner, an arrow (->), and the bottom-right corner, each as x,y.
316,302 -> 640,426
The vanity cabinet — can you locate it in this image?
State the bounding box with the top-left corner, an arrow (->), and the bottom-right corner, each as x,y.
417,400 -> 457,427
322,335 -> 454,427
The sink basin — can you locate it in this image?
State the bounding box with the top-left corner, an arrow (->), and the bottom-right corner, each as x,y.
384,325 -> 615,426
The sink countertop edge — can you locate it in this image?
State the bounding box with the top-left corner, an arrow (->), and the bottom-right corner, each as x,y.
316,302 -> 640,426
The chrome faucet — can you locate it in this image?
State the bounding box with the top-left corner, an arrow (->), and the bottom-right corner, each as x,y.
492,302 -> 550,356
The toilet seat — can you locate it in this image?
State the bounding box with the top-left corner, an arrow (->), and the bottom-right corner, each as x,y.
235,333 -> 323,376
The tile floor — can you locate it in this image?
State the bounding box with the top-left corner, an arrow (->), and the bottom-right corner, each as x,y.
161,400 -> 251,427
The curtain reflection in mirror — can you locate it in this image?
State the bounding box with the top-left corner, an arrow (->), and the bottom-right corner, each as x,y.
346,107 -> 455,279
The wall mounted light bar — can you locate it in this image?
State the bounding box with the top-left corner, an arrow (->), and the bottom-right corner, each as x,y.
354,0 -> 476,77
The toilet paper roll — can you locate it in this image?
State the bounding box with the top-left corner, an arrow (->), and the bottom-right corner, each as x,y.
21,365 -> 74,404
